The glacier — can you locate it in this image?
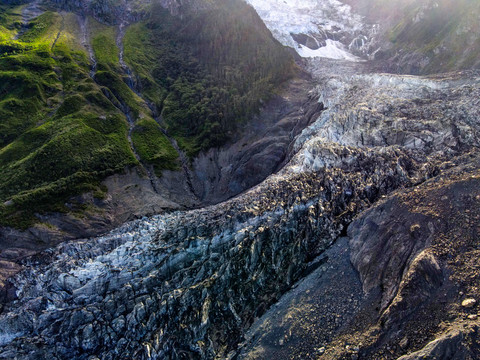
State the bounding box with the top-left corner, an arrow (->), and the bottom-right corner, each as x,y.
245,0 -> 371,60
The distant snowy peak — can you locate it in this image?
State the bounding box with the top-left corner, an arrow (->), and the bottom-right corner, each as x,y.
245,0 -> 374,61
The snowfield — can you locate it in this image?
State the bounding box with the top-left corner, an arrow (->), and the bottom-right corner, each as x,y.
246,0 -> 368,60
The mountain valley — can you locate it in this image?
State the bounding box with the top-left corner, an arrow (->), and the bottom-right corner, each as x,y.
0,0 -> 479,359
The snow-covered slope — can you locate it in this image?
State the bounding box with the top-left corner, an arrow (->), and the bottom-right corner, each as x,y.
245,0 -> 373,60
297,39 -> 359,61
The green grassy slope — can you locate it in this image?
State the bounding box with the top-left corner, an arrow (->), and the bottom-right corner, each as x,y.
88,17 -> 180,175
0,8 -> 138,228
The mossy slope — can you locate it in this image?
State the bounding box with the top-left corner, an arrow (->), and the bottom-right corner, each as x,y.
0,0 -> 294,229
0,7 -> 137,228
88,16 -> 180,175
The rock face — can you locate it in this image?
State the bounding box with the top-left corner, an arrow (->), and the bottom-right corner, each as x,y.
189,77 -> 316,204
397,327 -> 474,360
344,159 -> 480,359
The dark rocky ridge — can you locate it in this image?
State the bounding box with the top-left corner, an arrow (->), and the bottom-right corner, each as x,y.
236,153 -> 480,360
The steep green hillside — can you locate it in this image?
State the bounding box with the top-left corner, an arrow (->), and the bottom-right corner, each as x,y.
87,17 -> 179,175
0,0 -> 294,229
346,0 -> 480,74
124,0 -> 294,156
387,0 -> 480,73
0,8 -> 138,228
